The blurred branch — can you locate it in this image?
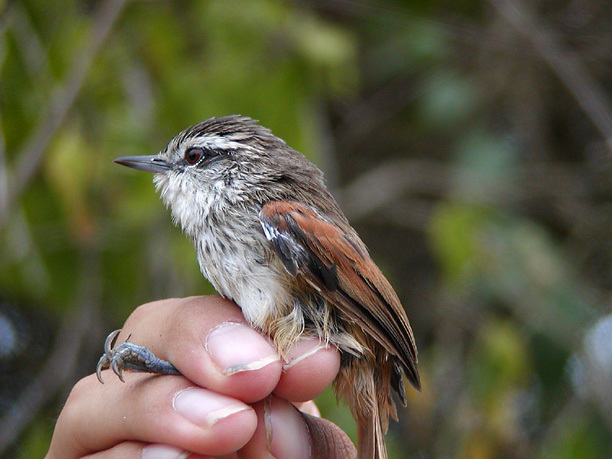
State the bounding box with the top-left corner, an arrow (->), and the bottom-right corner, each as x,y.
8,2 -> 52,83
317,101 -> 341,193
0,109 -> 7,219
336,75 -> 419,151
340,159 -> 447,221
0,0 -> 130,229
490,0 -> 612,151
0,252 -> 102,456
340,158 -> 604,222
298,0 -> 531,53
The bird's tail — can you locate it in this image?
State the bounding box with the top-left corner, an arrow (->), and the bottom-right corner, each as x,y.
335,359 -> 397,459
357,403 -> 388,459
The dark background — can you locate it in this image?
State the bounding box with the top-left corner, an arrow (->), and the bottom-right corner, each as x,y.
1,0 -> 612,457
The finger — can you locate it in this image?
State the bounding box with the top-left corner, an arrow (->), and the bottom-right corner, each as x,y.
82,442 -> 216,459
293,400 -> 320,417
81,441 -> 145,459
47,373 -> 256,459
301,413 -> 357,459
238,396 -> 311,459
274,337 -> 341,402
238,396 -> 355,459
113,296 -> 283,403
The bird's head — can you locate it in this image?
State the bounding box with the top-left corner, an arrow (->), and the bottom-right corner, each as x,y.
114,115 -> 325,236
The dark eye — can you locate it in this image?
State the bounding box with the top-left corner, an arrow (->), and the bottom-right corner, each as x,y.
185,147 -> 204,165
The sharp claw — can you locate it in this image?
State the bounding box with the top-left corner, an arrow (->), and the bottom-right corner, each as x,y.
104,329 -> 122,356
111,358 -> 125,382
97,330 -> 180,383
96,355 -> 109,384
97,330 -> 121,384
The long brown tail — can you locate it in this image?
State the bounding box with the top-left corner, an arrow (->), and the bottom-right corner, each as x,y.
335,358 -> 397,459
357,403 -> 388,459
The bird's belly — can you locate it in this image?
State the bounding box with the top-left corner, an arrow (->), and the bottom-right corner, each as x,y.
196,239 -> 291,330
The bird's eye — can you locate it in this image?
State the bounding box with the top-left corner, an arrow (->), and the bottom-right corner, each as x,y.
185,147 -> 204,165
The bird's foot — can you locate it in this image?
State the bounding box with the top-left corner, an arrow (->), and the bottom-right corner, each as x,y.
96,329 -> 181,383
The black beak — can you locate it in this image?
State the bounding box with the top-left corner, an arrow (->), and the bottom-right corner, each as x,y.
114,155 -> 171,173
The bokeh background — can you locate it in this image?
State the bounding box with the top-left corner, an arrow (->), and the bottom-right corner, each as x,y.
2,0 -> 612,457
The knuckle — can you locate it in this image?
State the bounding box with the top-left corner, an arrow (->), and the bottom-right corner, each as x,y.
58,376 -> 96,429
128,301 -> 159,321
66,374 -> 95,403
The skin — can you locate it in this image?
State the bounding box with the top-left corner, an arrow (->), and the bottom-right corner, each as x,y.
46,296 -> 356,459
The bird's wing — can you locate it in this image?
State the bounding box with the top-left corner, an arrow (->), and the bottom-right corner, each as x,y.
260,200 -> 420,390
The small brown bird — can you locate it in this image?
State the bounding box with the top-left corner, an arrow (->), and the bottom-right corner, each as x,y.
103,115 -> 420,458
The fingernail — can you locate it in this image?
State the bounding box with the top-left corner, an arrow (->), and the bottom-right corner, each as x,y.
142,444 -> 189,459
268,397 -> 312,459
206,322 -> 279,375
173,387 -> 251,429
284,338 -> 329,370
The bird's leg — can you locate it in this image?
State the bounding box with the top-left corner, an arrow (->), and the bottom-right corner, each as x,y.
96,329 -> 181,383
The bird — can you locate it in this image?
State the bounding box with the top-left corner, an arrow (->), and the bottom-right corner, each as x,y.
103,115 -> 420,459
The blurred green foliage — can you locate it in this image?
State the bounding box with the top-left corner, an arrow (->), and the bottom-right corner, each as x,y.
2,0 -> 612,457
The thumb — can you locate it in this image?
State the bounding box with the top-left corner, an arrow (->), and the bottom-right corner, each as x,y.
301,412 -> 357,459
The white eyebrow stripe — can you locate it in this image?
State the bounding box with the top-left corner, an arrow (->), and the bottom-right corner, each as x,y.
198,135 -> 257,152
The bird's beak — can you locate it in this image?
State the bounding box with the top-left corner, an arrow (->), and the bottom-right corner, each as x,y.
114,155 -> 171,173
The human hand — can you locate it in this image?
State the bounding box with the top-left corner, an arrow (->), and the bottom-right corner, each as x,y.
46,295 -> 356,458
